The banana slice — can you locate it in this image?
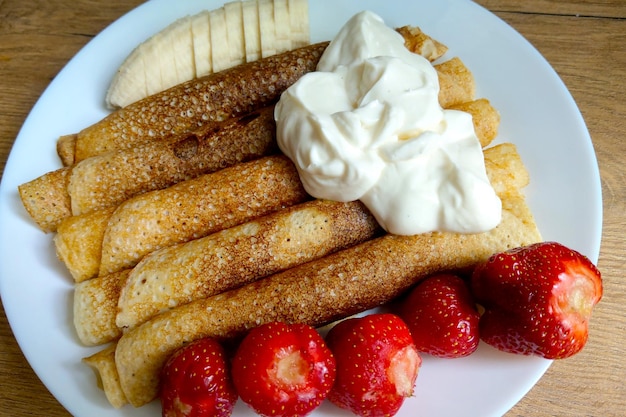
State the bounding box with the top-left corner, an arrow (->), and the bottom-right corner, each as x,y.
156,29 -> 179,95
140,32 -> 164,99
191,10 -> 212,78
105,0 -> 310,109
224,1 -> 246,67
209,7 -> 231,72
273,0 -> 291,52
258,0 -> 277,58
242,0 -> 262,62
170,16 -> 196,86
289,0 -> 309,48
105,45 -> 148,109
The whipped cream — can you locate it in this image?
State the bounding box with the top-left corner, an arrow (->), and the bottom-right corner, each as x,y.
275,11 -> 501,235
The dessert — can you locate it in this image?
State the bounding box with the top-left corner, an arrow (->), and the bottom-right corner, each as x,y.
16,5 -> 550,414
74,198 -> 381,346
106,0 -> 310,108
19,107 -> 278,232
72,42 -> 327,164
90,139 -> 541,407
56,155 -> 308,281
18,26 -> 453,233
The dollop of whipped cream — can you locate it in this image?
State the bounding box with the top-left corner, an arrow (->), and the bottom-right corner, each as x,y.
275,11 -> 501,235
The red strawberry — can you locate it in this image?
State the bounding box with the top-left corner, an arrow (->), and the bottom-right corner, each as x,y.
160,338 -> 237,417
231,321 -> 335,417
397,273 -> 480,358
325,313 -> 421,417
471,241 -> 602,359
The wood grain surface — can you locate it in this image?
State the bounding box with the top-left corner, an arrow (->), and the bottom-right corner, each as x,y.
1,1 -> 624,416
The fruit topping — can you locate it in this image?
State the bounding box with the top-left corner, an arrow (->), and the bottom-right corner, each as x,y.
325,313 -> 421,417
231,321 -> 336,417
471,241 -> 602,359
160,337 -> 238,417
397,273 -> 480,358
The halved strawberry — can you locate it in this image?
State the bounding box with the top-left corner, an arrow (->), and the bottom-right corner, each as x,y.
471,241 -> 603,359
325,313 -> 421,417
397,273 -> 480,358
231,321 -> 335,417
160,337 -> 237,417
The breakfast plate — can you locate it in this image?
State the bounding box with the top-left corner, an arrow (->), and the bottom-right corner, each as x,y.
0,0 -> 602,416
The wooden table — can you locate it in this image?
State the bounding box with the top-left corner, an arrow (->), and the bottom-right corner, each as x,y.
0,1 -> 624,416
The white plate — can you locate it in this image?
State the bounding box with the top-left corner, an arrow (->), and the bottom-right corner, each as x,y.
0,0 -> 602,416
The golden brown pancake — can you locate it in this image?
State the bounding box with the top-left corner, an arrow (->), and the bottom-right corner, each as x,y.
87,143 -> 541,407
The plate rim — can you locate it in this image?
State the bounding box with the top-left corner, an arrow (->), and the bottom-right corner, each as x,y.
0,0 -> 602,416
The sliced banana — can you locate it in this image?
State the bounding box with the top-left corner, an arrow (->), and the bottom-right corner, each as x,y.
273,0 -> 291,52
242,0 -> 262,62
140,32 -> 165,98
257,0 -> 277,58
289,0 -> 309,48
170,16 -> 196,87
224,1 -> 246,67
105,45 -> 148,109
191,10 -> 212,78
105,0 -> 311,109
209,8 -> 231,72
156,28 -> 179,95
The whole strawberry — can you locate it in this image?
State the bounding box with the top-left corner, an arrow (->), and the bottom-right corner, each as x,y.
231,321 -> 335,417
397,273 -> 480,358
326,313 -> 421,417
471,241 -> 602,359
160,338 -> 237,417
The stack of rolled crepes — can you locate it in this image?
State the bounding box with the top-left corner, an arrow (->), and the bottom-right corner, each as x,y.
17,27 -> 541,409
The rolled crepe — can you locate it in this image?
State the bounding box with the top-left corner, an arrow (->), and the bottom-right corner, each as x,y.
56,134 -> 76,166
66,27 -> 448,164
97,155 -> 308,276
74,199 -> 381,346
71,43 -> 329,163
435,57 -> 476,108
450,98 -> 500,148
56,155 -> 308,282
68,107 -> 278,216
117,199 -> 381,329
115,196 -> 541,407
18,167 -> 71,233
20,107 -> 278,232
74,269 -> 129,346
82,344 -> 127,409
19,53 -> 478,233
73,142 -> 519,346
397,25 -> 448,61
87,143 -> 542,407
55,206 -> 116,282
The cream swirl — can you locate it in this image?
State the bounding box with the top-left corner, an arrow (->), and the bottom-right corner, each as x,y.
275,11 -> 501,235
